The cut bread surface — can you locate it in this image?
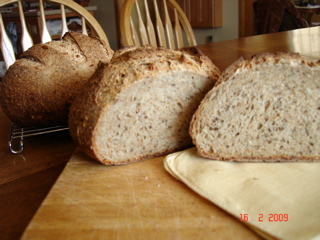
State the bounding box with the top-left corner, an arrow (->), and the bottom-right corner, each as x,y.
68,46 -> 220,165
190,52 -> 320,162
93,71 -> 212,164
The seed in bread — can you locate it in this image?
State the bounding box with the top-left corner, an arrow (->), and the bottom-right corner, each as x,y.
68,45 -> 221,165
190,52 -> 320,162
0,32 -> 114,127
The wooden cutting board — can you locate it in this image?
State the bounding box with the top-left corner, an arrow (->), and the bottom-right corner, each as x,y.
22,149 -> 262,240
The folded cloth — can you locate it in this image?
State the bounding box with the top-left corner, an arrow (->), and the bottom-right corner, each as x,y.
164,147 -> 320,240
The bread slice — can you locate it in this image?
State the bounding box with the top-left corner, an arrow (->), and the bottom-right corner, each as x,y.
68,46 -> 220,165
0,32 -> 114,127
190,52 -> 320,162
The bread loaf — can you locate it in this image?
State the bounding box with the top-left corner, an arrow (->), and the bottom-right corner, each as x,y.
68,45 -> 220,165
190,52 -> 320,162
0,32 -> 114,127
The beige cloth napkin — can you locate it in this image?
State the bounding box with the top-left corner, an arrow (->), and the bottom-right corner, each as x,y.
164,147 -> 320,240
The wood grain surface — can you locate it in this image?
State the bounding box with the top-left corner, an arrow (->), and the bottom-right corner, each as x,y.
196,26 -> 320,71
0,109 -> 76,240
1,27 -> 319,240
22,150 -> 262,240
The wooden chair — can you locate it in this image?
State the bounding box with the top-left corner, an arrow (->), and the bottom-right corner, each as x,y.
0,0 -> 109,154
119,0 -> 196,49
0,0 -> 109,69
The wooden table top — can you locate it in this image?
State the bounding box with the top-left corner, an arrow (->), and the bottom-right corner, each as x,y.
1,26 -> 319,240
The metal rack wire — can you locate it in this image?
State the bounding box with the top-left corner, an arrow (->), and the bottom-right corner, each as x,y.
9,124 -> 68,154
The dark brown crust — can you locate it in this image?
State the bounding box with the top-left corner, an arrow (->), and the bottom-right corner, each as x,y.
197,148 -> 320,162
0,32 -> 114,127
68,61 -> 109,160
214,52 -> 315,87
100,146 -> 192,165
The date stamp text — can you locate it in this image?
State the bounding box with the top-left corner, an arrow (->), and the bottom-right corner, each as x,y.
239,214 -> 289,222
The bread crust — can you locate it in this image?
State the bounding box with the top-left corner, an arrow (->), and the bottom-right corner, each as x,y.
0,32 -> 114,127
190,52 -> 320,162
68,45 -> 221,165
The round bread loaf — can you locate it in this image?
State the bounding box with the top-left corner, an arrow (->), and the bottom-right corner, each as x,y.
190,52 -> 320,162
0,32 -> 114,127
68,45 -> 221,165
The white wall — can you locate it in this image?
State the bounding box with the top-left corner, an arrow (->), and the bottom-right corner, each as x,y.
90,0 -> 239,50
193,0 -> 239,45
90,0 -> 119,50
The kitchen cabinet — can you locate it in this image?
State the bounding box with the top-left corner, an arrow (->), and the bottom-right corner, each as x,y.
175,0 -> 222,28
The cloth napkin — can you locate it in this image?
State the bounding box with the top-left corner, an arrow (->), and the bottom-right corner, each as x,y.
164,147 -> 320,240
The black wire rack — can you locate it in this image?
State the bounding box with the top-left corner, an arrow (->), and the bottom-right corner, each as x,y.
9,124 -> 68,154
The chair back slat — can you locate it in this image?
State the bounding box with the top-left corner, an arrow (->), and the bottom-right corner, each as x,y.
120,0 -> 196,49
60,4 -> 69,38
81,17 -> 88,36
135,1 -> 149,46
169,1 -> 196,46
0,12 -> 15,69
130,17 -> 141,46
18,1 -> 33,51
144,0 -> 157,47
153,0 -> 166,48
0,0 -> 93,70
39,0 -> 52,43
162,0 -> 175,49
174,8 -> 183,48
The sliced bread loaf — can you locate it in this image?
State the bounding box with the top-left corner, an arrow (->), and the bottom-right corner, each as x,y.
190,52 -> 320,162
68,45 -> 220,165
0,32 -> 114,127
